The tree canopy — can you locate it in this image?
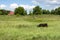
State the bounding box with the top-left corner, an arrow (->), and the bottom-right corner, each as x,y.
0,6 -> 60,15
0,9 -> 10,15
14,7 -> 27,15
33,6 -> 42,15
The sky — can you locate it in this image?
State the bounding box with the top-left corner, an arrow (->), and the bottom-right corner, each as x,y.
0,0 -> 60,12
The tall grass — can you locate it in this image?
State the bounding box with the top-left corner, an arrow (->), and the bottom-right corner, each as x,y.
0,15 -> 60,40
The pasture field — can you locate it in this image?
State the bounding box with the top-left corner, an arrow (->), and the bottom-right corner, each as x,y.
0,15 -> 60,40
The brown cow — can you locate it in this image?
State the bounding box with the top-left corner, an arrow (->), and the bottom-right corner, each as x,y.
37,23 -> 48,27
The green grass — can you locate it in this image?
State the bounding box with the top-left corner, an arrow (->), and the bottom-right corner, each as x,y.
0,15 -> 60,40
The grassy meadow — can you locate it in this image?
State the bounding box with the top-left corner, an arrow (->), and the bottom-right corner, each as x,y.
0,15 -> 60,40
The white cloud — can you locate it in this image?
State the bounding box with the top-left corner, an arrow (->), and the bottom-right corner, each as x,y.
32,0 -> 39,5
19,5 -> 35,10
46,0 -> 59,4
0,4 -> 6,9
51,0 -> 57,3
32,0 -> 60,9
54,5 -> 60,9
10,3 -> 19,9
33,0 -> 60,4
46,4 -> 50,6
9,3 -> 35,11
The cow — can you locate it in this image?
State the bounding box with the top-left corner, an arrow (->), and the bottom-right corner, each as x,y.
37,23 -> 48,27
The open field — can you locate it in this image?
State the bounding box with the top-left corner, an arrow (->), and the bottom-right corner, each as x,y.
0,15 -> 60,40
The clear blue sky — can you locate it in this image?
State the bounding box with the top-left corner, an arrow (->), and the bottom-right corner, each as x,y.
0,0 -> 60,11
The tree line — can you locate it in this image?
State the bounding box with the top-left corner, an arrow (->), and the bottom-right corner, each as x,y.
0,6 -> 60,15
0,9 -> 10,15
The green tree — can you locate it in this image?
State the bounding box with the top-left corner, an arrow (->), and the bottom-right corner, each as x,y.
24,10 -> 27,15
14,7 -> 27,15
42,9 -> 47,14
42,9 -> 50,14
51,10 -> 55,14
46,10 -> 50,14
0,11 -> 2,15
33,6 -> 42,15
55,7 -> 60,15
0,9 -> 10,15
29,11 -> 33,15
